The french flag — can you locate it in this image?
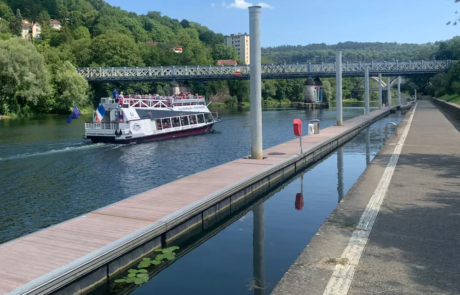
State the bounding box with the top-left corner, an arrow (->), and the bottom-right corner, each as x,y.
96,104 -> 106,123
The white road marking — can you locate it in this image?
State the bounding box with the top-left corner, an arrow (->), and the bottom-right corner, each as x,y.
323,103 -> 418,295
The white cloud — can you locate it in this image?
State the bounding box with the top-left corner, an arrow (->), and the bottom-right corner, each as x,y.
222,1 -> 226,6
257,2 -> 273,8
211,3 -> 216,6
226,0 -> 252,9
226,0 -> 274,9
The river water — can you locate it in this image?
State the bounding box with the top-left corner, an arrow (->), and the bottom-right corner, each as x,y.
0,104 -> 380,244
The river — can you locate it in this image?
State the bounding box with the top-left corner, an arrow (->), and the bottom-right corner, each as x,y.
0,103 -> 377,244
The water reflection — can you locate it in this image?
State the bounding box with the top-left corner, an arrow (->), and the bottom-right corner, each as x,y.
295,174 -> 305,211
366,127 -> 371,166
337,147 -> 344,202
253,204 -> 266,295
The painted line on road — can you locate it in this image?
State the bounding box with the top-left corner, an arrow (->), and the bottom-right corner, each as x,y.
323,103 -> 418,295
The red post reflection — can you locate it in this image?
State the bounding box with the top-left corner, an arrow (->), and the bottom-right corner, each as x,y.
295,193 -> 304,211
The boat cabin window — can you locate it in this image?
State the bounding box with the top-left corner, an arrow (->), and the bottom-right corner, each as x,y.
156,119 -> 162,130
172,117 -> 181,127
181,116 -> 189,125
162,118 -> 172,129
205,113 -> 213,123
197,114 -> 205,124
189,115 -> 197,125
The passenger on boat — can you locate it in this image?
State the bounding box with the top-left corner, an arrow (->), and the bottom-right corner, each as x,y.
112,89 -> 118,103
118,92 -> 124,106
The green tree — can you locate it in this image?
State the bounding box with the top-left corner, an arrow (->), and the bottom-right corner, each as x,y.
180,19 -> 190,28
38,10 -> 51,40
90,30 -> 144,67
228,80 -> 249,103
53,61 -> 89,112
322,80 -> 332,102
0,37 -> 52,115
72,26 -> 91,40
0,19 -> 11,40
262,80 -> 276,100
211,44 -> 237,61
12,9 -> 22,37
0,2 -> 14,22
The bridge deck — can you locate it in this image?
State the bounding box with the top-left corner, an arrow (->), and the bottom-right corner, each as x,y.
77,60 -> 452,82
0,107 -> 395,295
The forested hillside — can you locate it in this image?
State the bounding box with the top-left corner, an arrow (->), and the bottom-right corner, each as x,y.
0,0 -> 239,116
0,0 -> 457,117
262,42 -> 439,64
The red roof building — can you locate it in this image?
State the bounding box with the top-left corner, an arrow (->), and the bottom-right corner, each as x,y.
217,59 -> 238,66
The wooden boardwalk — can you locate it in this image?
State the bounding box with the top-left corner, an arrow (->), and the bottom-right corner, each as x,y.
0,107 -> 394,295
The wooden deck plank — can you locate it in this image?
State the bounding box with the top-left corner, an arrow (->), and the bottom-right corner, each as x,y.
0,108 -> 392,295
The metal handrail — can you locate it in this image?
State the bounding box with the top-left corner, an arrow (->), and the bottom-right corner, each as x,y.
85,123 -> 119,130
385,122 -> 397,140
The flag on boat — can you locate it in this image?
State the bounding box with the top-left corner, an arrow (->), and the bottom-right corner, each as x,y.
96,104 -> 106,123
66,106 -> 81,124
118,110 -> 124,123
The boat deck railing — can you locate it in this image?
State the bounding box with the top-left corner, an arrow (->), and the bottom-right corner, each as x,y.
102,95 -> 206,109
85,122 -> 119,130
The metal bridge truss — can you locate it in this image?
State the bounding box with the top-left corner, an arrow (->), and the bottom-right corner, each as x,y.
77,60 -> 453,82
355,76 -> 401,92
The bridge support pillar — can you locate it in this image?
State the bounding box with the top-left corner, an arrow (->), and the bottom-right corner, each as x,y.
387,77 -> 391,107
378,73 -> 383,109
364,66 -> 370,115
336,50 -> 343,126
398,76 -> 401,105
415,89 -> 417,101
249,6 -> 263,159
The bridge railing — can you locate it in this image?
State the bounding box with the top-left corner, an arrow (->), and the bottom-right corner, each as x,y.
77,60 -> 452,81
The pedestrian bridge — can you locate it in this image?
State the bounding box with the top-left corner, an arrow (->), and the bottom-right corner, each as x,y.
76,60 -> 453,82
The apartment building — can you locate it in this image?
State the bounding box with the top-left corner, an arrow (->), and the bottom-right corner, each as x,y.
224,33 -> 250,65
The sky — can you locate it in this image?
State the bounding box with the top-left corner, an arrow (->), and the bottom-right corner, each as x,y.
105,0 -> 460,47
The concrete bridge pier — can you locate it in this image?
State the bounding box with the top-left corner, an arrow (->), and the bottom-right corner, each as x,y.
415,89 -> 417,101
364,66 -> 370,115
378,74 -> 383,109
398,76 -> 401,105
336,50 -> 343,126
387,77 -> 391,107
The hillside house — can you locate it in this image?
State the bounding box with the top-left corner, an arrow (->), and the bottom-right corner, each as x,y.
50,19 -> 61,30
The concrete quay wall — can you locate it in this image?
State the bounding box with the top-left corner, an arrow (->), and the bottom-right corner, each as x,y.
431,97 -> 460,120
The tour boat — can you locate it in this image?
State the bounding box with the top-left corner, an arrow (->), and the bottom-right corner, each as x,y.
85,94 -> 220,144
